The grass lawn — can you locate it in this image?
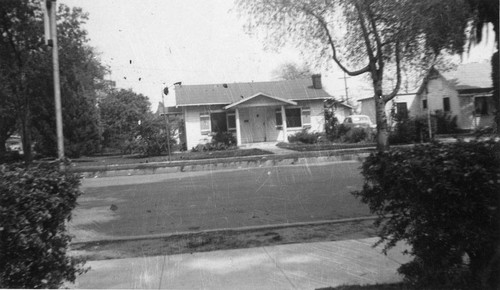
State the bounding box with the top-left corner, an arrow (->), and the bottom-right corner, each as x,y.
277,142 -> 376,152
71,148 -> 273,167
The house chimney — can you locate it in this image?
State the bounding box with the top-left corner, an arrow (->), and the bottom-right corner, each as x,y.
312,74 -> 322,89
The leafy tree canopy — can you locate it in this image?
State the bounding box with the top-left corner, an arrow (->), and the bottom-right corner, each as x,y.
235,0 -> 474,150
271,62 -> 311,80
0,0 -> 108,160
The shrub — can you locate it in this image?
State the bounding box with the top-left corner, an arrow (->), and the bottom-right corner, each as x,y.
434,110 -> 458,134
288,129 -> 321,144
212,131 -> 236,147
0,162 -> 86,288
340,126 -> 374,143
353,139 -> 500,288
389,114 -> 430,144
191,132 -> 237,152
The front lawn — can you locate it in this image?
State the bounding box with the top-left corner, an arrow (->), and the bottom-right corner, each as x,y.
71,148 -> 273,167
277,142 -> 376,152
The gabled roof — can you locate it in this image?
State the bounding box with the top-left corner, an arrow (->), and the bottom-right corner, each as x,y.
175,78 -> 333,106
224,93 -> 297,110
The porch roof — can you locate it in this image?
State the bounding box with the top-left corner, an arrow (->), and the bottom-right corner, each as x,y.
223,92 -> 297,110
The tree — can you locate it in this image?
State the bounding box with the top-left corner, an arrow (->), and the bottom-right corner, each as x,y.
99,88 -> 152,152
235,0 -> 472,151
271,62 -> 311,80
466,0 -> 499,131
0,0 -> 106,161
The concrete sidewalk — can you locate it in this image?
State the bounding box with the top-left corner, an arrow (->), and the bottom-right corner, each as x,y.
70,237 -> 411,289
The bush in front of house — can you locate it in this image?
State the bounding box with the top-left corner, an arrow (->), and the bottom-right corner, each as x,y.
434,110 -> 458,134
191,132 -> 237,152
352,139 -> 500,289
340,126 -> 375,143
288,129 -> 321,144
0,162 -> 86,288
389,114 -> 430,144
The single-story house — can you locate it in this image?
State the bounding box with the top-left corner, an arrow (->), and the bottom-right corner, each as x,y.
357,92 -> 419,127
416,62 -> 494,130
174,75 -> 353,149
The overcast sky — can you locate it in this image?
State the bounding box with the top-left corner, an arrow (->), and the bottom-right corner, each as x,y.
59,0 -> 496,110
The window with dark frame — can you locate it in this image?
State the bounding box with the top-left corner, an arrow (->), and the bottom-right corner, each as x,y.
210,112 -> 228,133
275,109 -> 283,128
285,108 -> 301,128
474,97 -> 489,115
396,102 -> 408,118
443,97 -> 450,112
422,99 -> 427,110
227,112 -> 236,131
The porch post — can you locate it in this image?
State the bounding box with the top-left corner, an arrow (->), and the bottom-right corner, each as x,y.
235,108 -> 242,145
281,105 -> 288,142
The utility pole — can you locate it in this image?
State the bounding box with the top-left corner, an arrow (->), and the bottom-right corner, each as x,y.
162,86 -> 171,161
44,0 -> 64,164
339,72 -> 350,101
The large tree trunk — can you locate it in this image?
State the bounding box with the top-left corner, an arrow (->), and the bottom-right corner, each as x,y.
375,96 -> 390,152
373,77 -> 390,152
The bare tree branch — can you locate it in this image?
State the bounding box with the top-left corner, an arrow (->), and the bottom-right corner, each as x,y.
302,6 -> 370,76
384,41 -> 402,102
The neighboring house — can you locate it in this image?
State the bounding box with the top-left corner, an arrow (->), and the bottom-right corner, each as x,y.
357,92 -> 419,127
174,75 -> 352,149
416,62 -> 494,130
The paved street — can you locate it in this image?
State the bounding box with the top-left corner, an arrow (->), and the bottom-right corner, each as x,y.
70,161 -> 370,242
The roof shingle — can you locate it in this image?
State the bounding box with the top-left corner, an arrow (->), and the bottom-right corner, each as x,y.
175,79 -> 333,106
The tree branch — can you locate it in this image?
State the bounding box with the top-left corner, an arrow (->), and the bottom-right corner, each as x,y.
384,41 -> 402,102
302,6 -> 370,76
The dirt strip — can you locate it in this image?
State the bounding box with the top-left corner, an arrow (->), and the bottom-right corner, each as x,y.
70,219 -> 379,261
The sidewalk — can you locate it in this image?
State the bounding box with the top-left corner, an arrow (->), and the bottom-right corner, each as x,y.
70,237 -> 411,289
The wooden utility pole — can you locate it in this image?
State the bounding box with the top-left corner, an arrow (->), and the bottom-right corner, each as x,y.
44,0 -> 65,164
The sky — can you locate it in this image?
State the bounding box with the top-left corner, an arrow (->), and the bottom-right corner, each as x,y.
59,0 -> 496,111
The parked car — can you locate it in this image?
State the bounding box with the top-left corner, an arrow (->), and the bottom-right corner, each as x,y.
343,115 -> 376,129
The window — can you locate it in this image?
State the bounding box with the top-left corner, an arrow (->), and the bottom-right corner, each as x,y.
422,99 -> 427,110
210,112 -> 227,133
285,108 -> 302,128
275,109 -> 283,128
302,107 -> 311,127
396,102 -> 408,118
227,112 -> 236,131
474,97 -> 489,115
443,97 -> 450,112
200,113 -> 210,135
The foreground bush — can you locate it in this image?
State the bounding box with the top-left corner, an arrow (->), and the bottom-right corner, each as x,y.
353,139 -> 500,289
0,162 -> 86,288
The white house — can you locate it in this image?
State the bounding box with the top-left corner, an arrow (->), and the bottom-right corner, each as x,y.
416,62 -> 494,130
357,62 -> 495,131
174,75 -> 353,149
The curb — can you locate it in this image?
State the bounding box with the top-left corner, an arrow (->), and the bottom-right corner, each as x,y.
71,215 -> 379,245
71,147 -> 376,178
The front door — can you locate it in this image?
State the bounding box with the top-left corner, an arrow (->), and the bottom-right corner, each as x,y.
251,107 -> 267,142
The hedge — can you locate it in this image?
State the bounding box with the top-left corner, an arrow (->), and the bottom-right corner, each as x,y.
353,139 -> 500,289
0,162 -> 86,288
